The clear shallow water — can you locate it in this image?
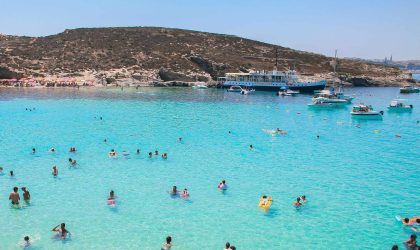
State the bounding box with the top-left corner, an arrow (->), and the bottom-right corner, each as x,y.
0,87 -> 419,250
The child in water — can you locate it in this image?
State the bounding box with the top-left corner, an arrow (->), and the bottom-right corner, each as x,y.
162,236 -> 174,250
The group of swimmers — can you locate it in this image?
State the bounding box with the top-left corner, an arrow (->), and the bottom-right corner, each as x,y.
8,186 -> 30,207
169,186 -> 189,198
108,148 -> 168,159
294,195 -> 307,207
224,242 -> 237,250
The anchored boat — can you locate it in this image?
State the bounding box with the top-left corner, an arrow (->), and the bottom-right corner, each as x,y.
351,104 -> 383,119
218,70 -> 325,93
400,86 -> 419,94
387,99 -> 413,112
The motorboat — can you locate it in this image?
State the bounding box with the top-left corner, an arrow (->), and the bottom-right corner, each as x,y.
387,99 -> 413,112
351,104 -> 383,119
400,86 -> 419,94
311,97 -> 348,105
227,86 -> 243,92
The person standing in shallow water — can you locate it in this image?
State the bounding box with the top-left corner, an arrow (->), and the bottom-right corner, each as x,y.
21,187 -> 30,203
162,236 -> 174,250
9,186 -> 20,206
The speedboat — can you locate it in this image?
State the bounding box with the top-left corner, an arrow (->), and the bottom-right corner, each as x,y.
351,104 -> 383,119
192,82 -> 208,89
227,86 -> 243,92
387,99 -> 413,112
400,86 -> 419,94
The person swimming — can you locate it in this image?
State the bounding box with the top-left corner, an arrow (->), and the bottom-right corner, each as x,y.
162,153 -> 168,159
178,137 -> 182,142
261,195 -> 269,206
52,166 -> 58,176
170,186 -> 178,196
181,188 -> 189,198
402,217 -> 420,226
108,149 -> 117,157
155,150 -> 159,156
218,180 -> 227,190
161,236 -> 174,250
276,128 -> 288,134
405,234 -> 418,249
224,242 -> 231,250
108,190 -> 116,200
0,167 -> 3,175
148,152 -> 153,158
49,148 -> 56,152
52,223 -> 70,239
301,195 -> 307,203
69,147 -> 76,153
32,148 -> 36,154
9,186 -> 20,206
68,158 -> 77,166
9,170 -> 14,177
22,187 -> 30,203
136,149 -> 140,154
249,144 -> 254,150
23,235 -> 31,247
294,197 -> 302,207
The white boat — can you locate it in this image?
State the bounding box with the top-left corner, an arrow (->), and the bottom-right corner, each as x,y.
312,87 -> 353,103
387,99 -> 413,112
312,96 -> 348,105
218,69 -> 326,93
351,104 -> 383,119
227,86 -> 243,92
192,82 -> 208,89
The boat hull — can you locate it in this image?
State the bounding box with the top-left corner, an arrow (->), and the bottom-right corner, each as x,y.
387,107 -> 413,112
351,113 -> 383,119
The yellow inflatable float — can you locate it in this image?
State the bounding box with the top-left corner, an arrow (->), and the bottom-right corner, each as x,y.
258,196 -> 272,209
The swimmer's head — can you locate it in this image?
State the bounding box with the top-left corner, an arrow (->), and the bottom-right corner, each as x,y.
262,195 -> 267,199
297,197 -> 301,202
13,186 -> 18,192
222,180 -> 225,184
417,218 -> 420,223
10,171 -> 14,175
411,234 -> 416,240
61,223 -> 66,229
302,195 -> 306,199
166,236 -> 172,244
230,246 -> 236,250
21,187 -> 27,191
110,190 -> 114,195
24,236 -> 29,242
404,218 -> 410,223
225,242 -> 230,248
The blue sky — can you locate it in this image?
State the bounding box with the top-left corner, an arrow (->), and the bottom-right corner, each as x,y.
1,0 -> 419,60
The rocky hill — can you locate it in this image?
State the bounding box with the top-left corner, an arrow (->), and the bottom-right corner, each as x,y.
0,27 -> 415,86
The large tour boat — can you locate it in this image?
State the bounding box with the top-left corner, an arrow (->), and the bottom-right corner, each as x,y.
218,70 -> 326,93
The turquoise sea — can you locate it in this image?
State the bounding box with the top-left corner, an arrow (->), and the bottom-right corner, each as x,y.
0,87 -> 419,250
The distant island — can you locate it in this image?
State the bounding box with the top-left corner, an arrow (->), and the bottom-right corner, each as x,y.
0,27 -> 417,87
